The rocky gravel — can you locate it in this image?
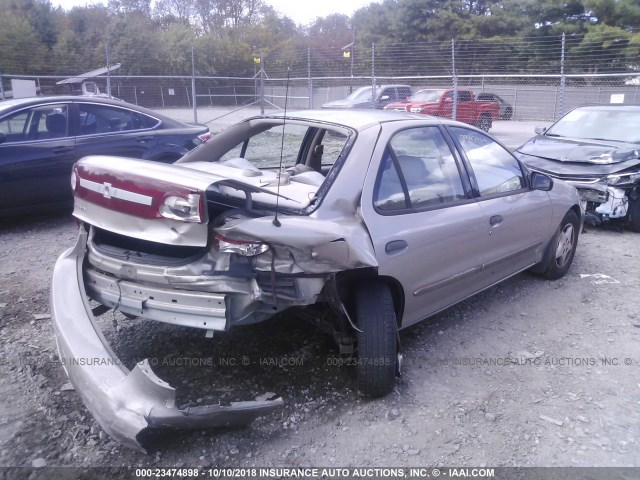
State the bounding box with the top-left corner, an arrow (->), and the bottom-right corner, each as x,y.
0,212 -> 639,472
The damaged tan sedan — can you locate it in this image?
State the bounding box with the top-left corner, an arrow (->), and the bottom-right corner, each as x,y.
51,110 -> 581,451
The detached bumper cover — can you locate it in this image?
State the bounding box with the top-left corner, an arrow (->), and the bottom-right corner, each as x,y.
50,231 -> 283,452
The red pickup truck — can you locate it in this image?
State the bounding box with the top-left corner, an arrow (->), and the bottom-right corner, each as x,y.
384,88 -> 500,132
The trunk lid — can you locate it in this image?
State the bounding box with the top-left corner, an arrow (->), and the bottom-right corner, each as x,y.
72,156 -> 322,247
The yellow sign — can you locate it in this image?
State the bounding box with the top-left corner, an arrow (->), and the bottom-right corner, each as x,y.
253,57 -> 261,64
343,51 -> 351,59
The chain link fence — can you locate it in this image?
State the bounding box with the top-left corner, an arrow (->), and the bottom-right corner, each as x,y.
2,34 -> 638,145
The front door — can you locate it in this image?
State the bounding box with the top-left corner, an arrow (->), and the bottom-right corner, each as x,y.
447,126 -> 553,284
0,103 -> 77,210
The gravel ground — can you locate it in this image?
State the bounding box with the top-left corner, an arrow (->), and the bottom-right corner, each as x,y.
0,212 -> 639,472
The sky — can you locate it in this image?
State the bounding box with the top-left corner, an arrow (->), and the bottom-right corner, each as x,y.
49,0 -> 376,26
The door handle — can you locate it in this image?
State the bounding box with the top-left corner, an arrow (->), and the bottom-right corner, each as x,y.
136,136 -> 155,143
385,240 -> 408,254
490,215 -> 503,226
51,146 -> 73,154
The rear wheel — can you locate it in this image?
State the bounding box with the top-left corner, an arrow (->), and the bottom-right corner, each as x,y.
477,114 -> 492,132
354,279 -> 398,398
503,107 -> 513,120
542,210 -> 579,279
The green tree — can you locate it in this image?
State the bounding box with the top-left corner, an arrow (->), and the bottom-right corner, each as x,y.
0,13 -> 48,74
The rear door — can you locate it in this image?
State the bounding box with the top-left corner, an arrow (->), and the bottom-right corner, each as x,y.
74,102 -> 159,160
0,102 -> 77,210
447,126 -> 552,283
360,123 -> 490,328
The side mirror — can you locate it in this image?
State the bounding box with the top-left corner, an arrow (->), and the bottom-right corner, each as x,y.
531,171 -> 553,191
534,126 -> 547,135
0,132 -> 5,145
380,95 -> 390,101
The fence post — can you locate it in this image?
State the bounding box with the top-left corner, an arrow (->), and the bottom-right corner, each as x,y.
452,39 -> 457,121
192,46 -> 198,123
160,85 -> 165,107
260,53 -> 265,114
308,47 -> 313,109
105,43 -> 111,97
0,69 -> 4,100
371,43 -> 376,106
559,33 -> 566,118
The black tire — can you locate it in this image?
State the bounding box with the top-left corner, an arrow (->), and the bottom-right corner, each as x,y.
503,107 -> 513,120
477,114 -> 492,132
354,279 -> 398,398
628,195 -> 640,233
542,210 -> 579,280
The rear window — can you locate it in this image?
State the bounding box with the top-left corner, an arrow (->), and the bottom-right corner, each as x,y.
218,123 -> 350,172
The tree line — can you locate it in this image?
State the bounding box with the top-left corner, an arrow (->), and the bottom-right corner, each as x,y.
0,0 -> 639,78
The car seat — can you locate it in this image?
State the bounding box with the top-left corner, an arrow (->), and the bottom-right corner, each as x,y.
46,113 -> 67,138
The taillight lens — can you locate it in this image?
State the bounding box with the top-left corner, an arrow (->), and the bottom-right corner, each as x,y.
158,194 -> 202,223
198,132 -> 212,143
214,234 -> 269,256
70,168 -> 78,192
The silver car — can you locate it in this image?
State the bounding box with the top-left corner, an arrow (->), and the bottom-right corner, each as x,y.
51,110 -> 581,451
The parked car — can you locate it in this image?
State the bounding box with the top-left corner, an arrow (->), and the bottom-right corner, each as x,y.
476,92 -> 514,119
515,105 -> 640,231
321,85 -> 412,109
51,109 -> 581,451
384,88 -> 500,132
0,96 -> 210,216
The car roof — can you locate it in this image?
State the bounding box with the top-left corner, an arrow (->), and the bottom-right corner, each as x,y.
1,95 -> 124,110
0,95 -> 192,127
353,84 -> 411,90
253,109 -> 455,130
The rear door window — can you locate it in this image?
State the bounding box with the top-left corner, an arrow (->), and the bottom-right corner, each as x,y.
77,104 -> 159,136
374,126 -> 467,211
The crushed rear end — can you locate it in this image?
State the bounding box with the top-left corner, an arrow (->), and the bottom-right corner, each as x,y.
51,154 -> 376,451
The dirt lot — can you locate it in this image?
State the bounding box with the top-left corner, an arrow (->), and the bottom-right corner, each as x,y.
0,210 -> 639,473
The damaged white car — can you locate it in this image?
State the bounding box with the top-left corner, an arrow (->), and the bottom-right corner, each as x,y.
516,105 -> 640,231
51,110 -> 582,451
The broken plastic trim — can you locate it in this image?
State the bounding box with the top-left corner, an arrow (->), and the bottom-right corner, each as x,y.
50,229 -> 283,453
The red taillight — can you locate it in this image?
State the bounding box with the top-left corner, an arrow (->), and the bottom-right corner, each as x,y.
158,194 -> 202,223
198,132 -> 212,143
71,165 -> 78,192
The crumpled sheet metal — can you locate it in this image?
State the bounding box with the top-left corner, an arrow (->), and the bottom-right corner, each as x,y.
50,231 -> 283,452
